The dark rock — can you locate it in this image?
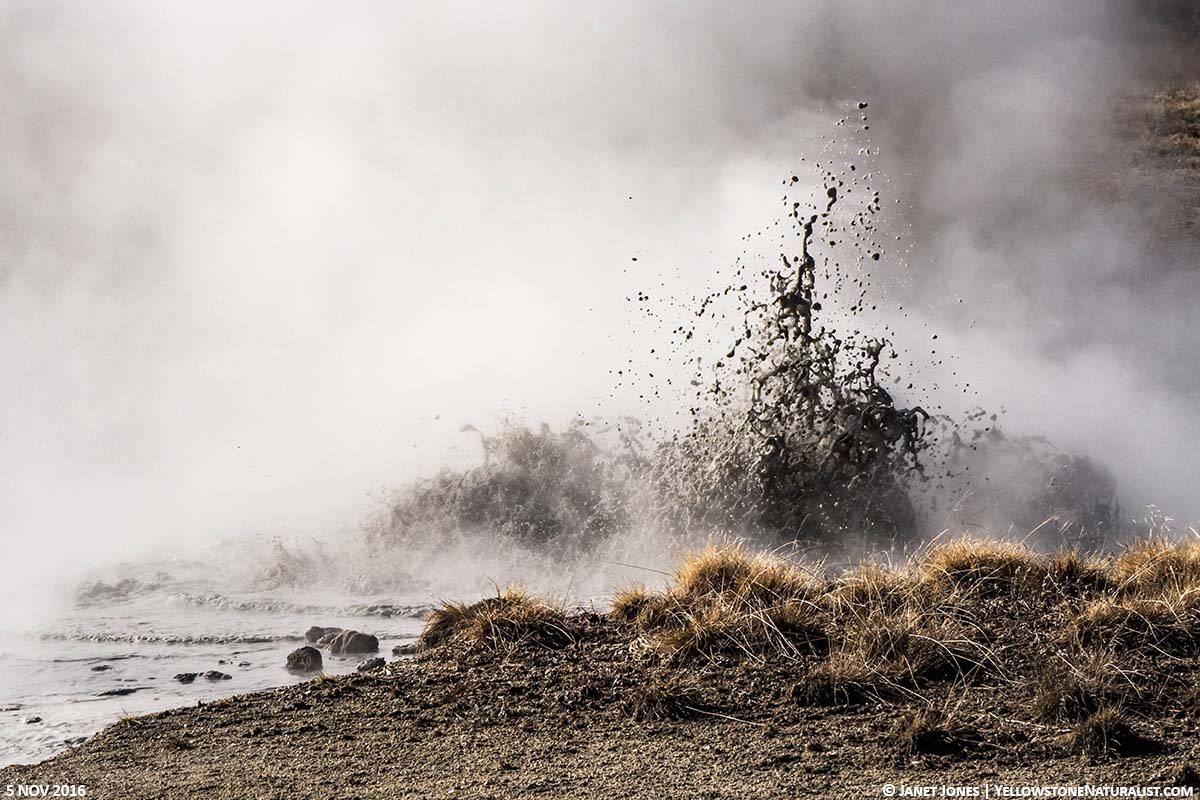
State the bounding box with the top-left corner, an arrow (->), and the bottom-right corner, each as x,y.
25,716 -> 42,724
286,646 -> 323,673
204,670 -> 232,681
327,630 -> 379,656
175,672 -> 199,684
392,642 -> 419,657
305,626 -> 343,644
356,657 -> 385,673
90,664 -> 112,672
99,688 -> 139,697
237,661 -> 251,667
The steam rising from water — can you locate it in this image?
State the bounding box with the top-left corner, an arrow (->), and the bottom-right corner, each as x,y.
3,3 -> 1199,629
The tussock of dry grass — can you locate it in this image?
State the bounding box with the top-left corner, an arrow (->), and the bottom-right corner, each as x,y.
791,653 -> 878,706
917,537 -> 1045,595
620,540 -> 1200,668
826,562 -> 912,612
892,708 -> 971,757
597,536 -> 1200,736
1148,87 -> 1200,165
420,587 -> 576,651
1044,549 -> 1110,593
648,601 -> 827,663
1062,706 -> 1155,757
1111,537 -> 1200,596
1069,591 -> 1200,654
610,585 -> 661,623
612,543 -> 827,662
1032,650 -> 1136,723
843,607 -> 987,682
623,674 -> 703,721
670,542 -> 818,605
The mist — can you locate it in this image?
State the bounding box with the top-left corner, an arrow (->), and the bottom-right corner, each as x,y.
3,1 -> 1197,626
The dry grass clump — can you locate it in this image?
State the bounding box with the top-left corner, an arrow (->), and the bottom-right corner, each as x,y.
650,600 -> 827,663
791,653 -> 878,707
1111,537 -> 1200,597
619,542 -> 998,673
610,585 -> 671,627
842,607 -> 988,682
419,587 -> 576,651
1058,537 -> 1200,658
1148,87 -> 1200,166
826,562 -> 912,613
1068,591 -> 1200,655
614,538 -> 1200,670
670,542 -> 818,606
619,543 -> 828,662
623,674 -> 703,721
1043,549 -> 1110,594
1032,650 -> 1137,723
917,537 -> 1045,595
916,537 -> 1111,600
892,708 -> 971,758
1062,706 -> 1156,757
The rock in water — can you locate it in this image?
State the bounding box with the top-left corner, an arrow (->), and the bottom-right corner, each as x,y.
356,657 -> 385,672
392,642 -> 419,657
286,646 -> 323,672
305,625 -> 343,644
327,630 -> 379,656
174,673 -> 199,684
204,671 -> 232,681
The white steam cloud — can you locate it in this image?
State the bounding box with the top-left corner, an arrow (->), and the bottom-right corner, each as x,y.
1,1 -> 1196,623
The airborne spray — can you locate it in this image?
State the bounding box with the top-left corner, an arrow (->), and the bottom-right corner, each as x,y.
362,104 -> 1119,579
646,157 -> 930,551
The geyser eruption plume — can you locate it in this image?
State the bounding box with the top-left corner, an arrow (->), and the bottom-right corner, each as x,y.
647,165 -> 930,549
370,156 -> 934,568
361,140 -> 1120,584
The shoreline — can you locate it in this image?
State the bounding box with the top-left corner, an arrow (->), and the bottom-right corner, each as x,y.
2,634 -> 1196,799
8,539 -> 1200,799
0,607 -> 425,769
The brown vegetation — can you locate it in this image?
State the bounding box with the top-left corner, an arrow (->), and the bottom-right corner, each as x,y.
413,535 -> 1200,763
418,587 -> 577,651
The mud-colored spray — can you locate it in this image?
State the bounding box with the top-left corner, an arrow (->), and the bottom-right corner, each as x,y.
646,165 -> 930,550
368,124 -> 941,566
359,107 -> 1132,583
232,94 -> 1130,599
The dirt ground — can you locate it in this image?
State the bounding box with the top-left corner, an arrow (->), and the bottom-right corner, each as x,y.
4,617 -> 1200,800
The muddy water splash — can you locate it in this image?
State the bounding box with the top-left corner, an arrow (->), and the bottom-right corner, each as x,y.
366,129 -> 934,560
361,106 -> 1122,567
643,156 -> 931,550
